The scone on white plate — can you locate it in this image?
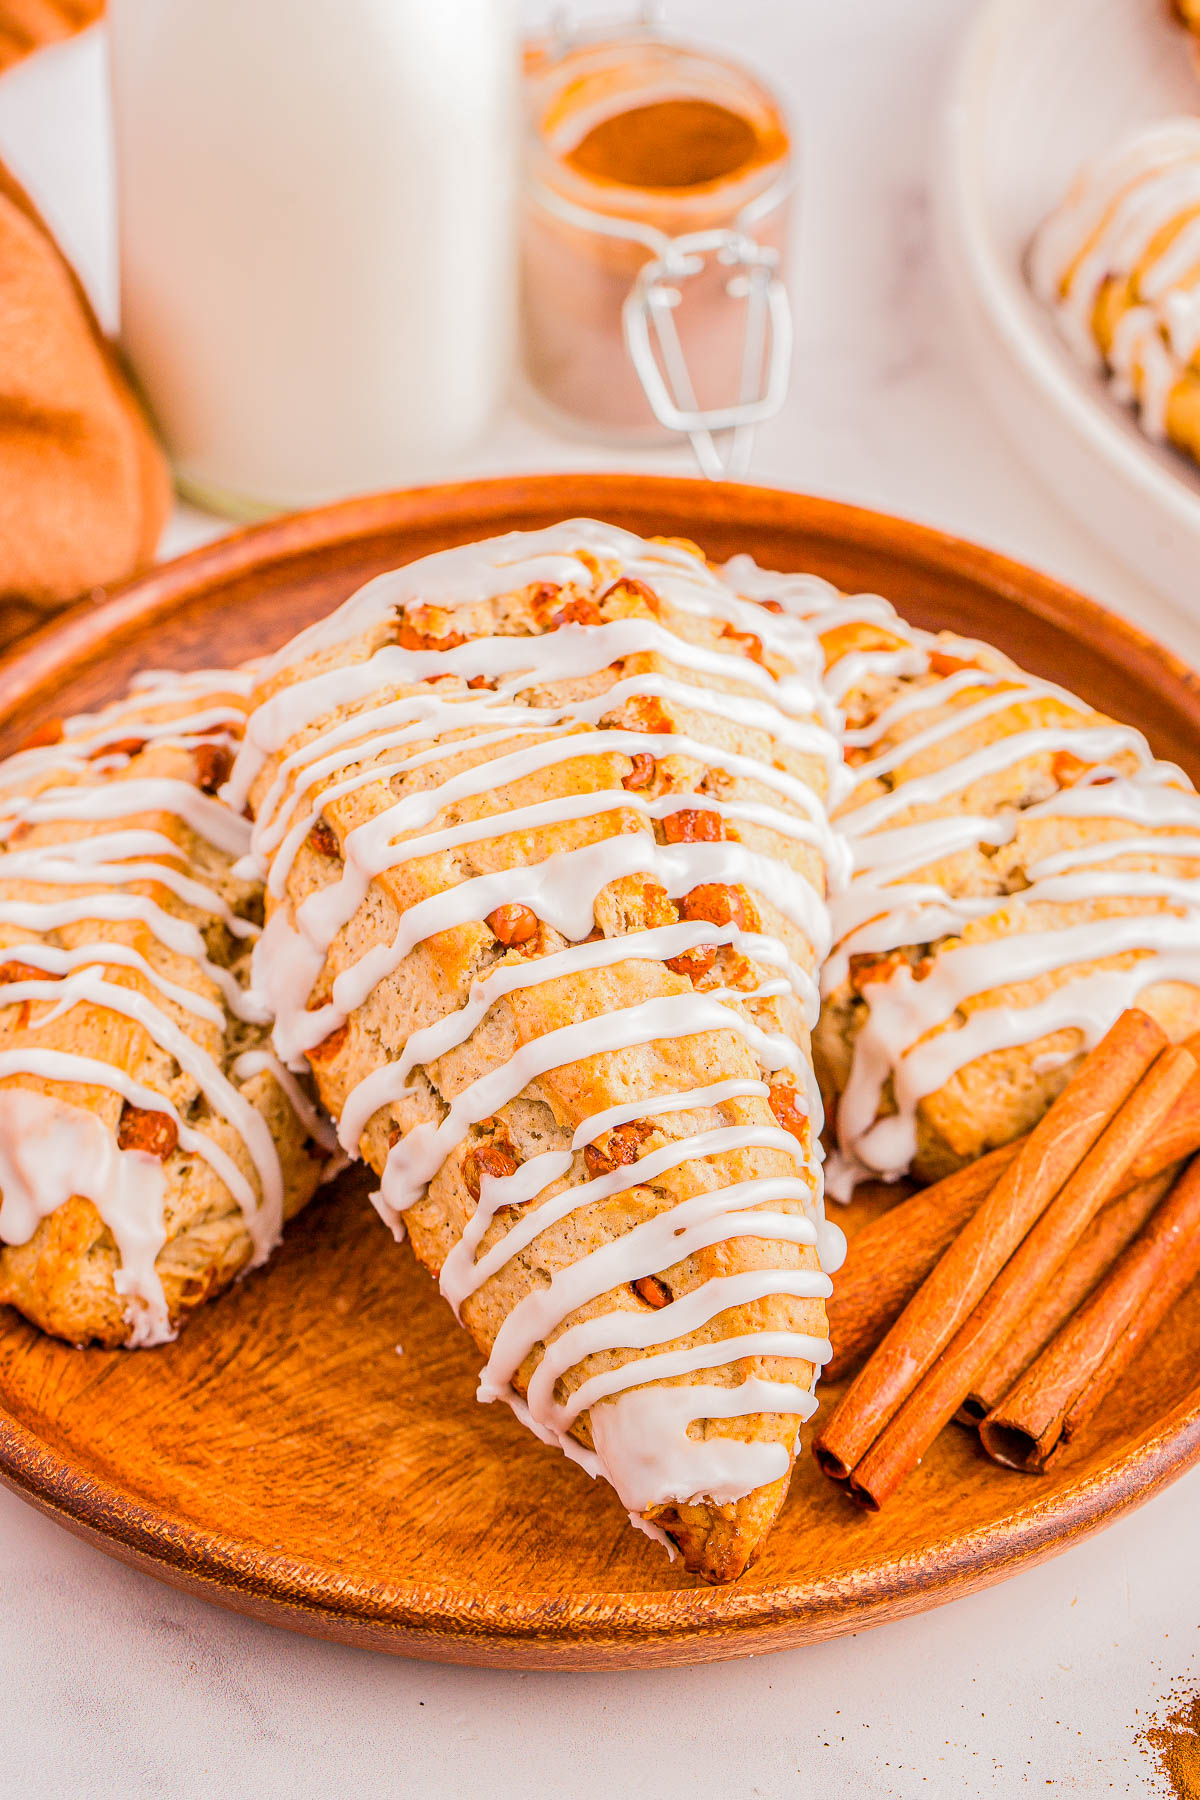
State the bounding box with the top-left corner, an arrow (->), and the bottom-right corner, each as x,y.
1030,116 -> 1200,473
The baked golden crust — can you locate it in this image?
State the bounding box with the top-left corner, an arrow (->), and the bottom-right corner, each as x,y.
811,616 -> 1200,1182
239,525 -> 840,1581
0,672 -> 331,1347
1030,117 -> 1200,471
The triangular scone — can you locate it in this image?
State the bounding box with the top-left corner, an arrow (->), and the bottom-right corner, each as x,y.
230,520 -> 848,1582
0,669 -> 336,1347
722,556 -> 1200,1192
1029,117 -> 1200,472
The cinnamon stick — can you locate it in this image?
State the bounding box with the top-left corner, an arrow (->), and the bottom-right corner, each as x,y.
824,1047 -> 1200,1383
981,1154 -> 1200,1472
960,1170 -> 1175,1421
824,1145 -> 1017,1381
813,1009 -> 1166,1484
844,1041 -> 1196,1509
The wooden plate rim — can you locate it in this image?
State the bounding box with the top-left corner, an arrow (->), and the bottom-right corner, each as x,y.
4,473 -> 1200,724
2,473 -> 1200,1661
2,1374 -> 1200,1656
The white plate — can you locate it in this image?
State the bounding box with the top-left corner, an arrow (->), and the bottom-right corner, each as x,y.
936,0 -> 1200,611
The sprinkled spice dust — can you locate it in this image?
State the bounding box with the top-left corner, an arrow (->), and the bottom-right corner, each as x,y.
1140,1686 -> 1200,1798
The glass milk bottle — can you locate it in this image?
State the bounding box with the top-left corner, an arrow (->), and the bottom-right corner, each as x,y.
108,0 -> 518,516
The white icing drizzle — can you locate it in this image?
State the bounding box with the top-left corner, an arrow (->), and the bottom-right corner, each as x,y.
721,555 -> 1200,1190
1,964 -> 285,1245
339,929 -> 813,1153
0,669 -> 325,1338
235,521 -> 841,1520
587,1381 -> 820,1514
230,1049 -> 340,1151
1030,117 -> 1200,440
0,779 -> 250,860
0,1087 -> 171,1345
0,663 -> 252,796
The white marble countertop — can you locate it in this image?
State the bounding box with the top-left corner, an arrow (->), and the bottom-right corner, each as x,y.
1,4 -> 1198,1795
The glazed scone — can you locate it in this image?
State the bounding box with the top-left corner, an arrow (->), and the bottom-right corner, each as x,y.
0,668 -> 336,1347
1030,117 -> 1200,470
723,556 -> 1200,1189
230,520 -> 848,1583
1174,0 -> 1200,40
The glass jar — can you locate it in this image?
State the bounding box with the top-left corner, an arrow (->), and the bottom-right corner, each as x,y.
522,29 -> 794,476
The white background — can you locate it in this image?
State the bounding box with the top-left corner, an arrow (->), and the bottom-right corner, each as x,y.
0,3 -> 1197,1794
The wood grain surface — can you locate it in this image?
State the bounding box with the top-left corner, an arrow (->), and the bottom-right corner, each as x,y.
2,473 -> 1199,1669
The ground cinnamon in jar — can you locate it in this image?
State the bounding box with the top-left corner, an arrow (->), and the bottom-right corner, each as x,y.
522,34 -> 792,440
565,98 -> 762,190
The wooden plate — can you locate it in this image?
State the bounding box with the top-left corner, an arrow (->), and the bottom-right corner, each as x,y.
3,474 -> 1200,1670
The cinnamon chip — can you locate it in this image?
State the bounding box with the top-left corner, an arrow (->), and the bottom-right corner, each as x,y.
394,605 -> 466,652
309,817 -> 339,858
464,1133 -> 520,1201
622,752 -> 656,792
665,944 -> 718,980
720,622 -> 765,664
487,903 -> 538,946
662,808 -> 724,844
848,948 -> 932,993
551,595 -> 603,628
308,1021 -> 349,1063
528,582 -> 564,622
193,741 -> 234,794
584,1119 -> 653,1177
631,1274 -> 672,1309
598,576 -> 660,614
679,882 -> 748,930
116,1102 -> 178,1159
768,1083 -> 809,1146
626,695 -> 672,738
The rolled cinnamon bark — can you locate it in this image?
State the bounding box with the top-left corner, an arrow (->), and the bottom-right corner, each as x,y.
960,1170 -> 1174,1421
814,1010 -> 1166,1484
824,1050 -> 1200,1383
844,1041 -> 1195,1509
827,1144 -> 1021,1382
824,1146 -> 1016,1382
981,1155 -> 1200,1472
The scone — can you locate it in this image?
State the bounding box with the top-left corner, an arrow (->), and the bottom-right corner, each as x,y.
1174,0 -> 1200,41
230,520 -> 848,1583
723,555 -> 1200,1190
0,667 -> 336,1347
1029,117 -> 1200,469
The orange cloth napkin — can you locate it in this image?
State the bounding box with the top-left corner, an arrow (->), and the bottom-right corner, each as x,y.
0,0 -> 101,73
0,156 -> 169,647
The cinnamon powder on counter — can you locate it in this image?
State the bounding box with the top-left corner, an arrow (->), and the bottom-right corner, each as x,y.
1140,1686 -> 1200,1798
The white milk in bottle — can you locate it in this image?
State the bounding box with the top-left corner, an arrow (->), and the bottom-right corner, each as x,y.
107,0 -> 518,515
